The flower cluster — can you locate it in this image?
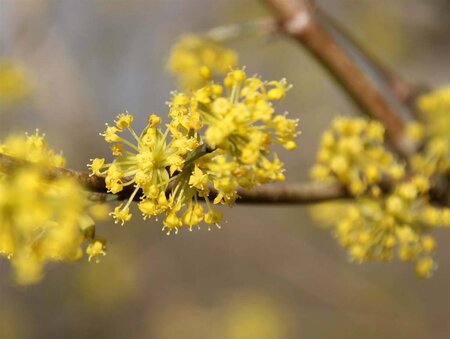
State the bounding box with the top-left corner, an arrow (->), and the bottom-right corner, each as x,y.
310,115 -> 450,278
167,34 -> 238,90
310,117 -> 405,195
0,131 -> 65,168
0,58 -> 32,109
409,87 -> 450,179
90,69 -> 299,234
417,86 -> 450,138
335,176 -> 449,278
0,132 -> 107,284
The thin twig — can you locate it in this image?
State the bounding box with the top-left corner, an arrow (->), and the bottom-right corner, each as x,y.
206,17 -> 277,41
262,0 -> 417,157
2,153 -> 448,206
315,8 -> 430,121
0,153 -> 350,204
315,8 -> 417,105
207,14 -> 426,114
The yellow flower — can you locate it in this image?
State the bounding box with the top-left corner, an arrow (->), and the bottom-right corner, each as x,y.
167,34 -> 238,90
205,209 -> 223,228
92,69 -> 299,233
111,205 -> 132,225
267,79 -> 292,100
1,130 -> 65,167
415,257 -> 435,279
311,117 -> 404,196
189,166 -> 209,191
115,112 -> 134,130
86,239 -> 107,262
0,58 -> 32,108
417,86 -> 450,138
89,158 -> 105,176
0,132 -> 107,284
163,212 -> 183,235
182,203 -> 204,230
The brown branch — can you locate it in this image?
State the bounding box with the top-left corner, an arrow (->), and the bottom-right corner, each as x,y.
234,181 -> 350,204
0,153 -> 351,205
315,8 -> 420,105
89,181 -> 351,205
262,0 -> 417,157
207,15 -> 424,108
3,153 -> 448,206
314,8 -> 431,122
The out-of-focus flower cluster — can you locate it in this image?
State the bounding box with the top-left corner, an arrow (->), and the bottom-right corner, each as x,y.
310,117 -> 404,196
310,98 -> 450,277
0,58 -> 32,109
0,132 -> 107,284
409,86 -> 450,179
416,86 -> 450,138
167,35 -> 238,90
89,69 -> 299,234
335,176 -> 449,278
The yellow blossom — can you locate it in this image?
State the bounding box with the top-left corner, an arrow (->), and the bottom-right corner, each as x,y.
415,257 -> 436,279
86,239 -> 107,262
311,117 -> 405,196
0,132 -> 107,284
167,34 -> 238,90
111,205 -> 132,225
115,112 -> 134,130
417,86 -> 450,138
92,69 -> 299,233
0,58 -> 32,108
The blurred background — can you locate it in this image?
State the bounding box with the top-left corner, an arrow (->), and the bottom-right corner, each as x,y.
1,0 -> 450,338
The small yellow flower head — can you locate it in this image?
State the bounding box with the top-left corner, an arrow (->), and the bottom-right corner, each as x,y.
111,144 -> 124,156
115,112 -> 134,130
311,117 -> 404,195
421,235 -> 436,253
111,204 -> 132,225
89,158 -> 105,176
267,79 -> 292,100
163,212 -> 183,235
406,122 -> 425,142
205,209 -> 223,228
415,257 -> 436,279
0,58 -> 32,109
1,130 -> 65,167
101,125 -> 121,143
189,166 -> 209,191
1,132 -> 107,284
167,34 -> 238,90
182,203 -> 204,230
138,199 -> 159,219
224,69 -> 247,88
148,113 -> 162,127
411,136 -> 449,178
86,239 -> 107,262
417,86 -> 450,138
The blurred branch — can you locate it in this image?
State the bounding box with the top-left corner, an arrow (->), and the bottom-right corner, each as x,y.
0,153 -> 109,193
315,8 -> 424,107
207,14 -> 425,109
261,0 -> 417,157
315,8 -> 431,122
206,17 -> 277,41
2,153 -> 448,206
